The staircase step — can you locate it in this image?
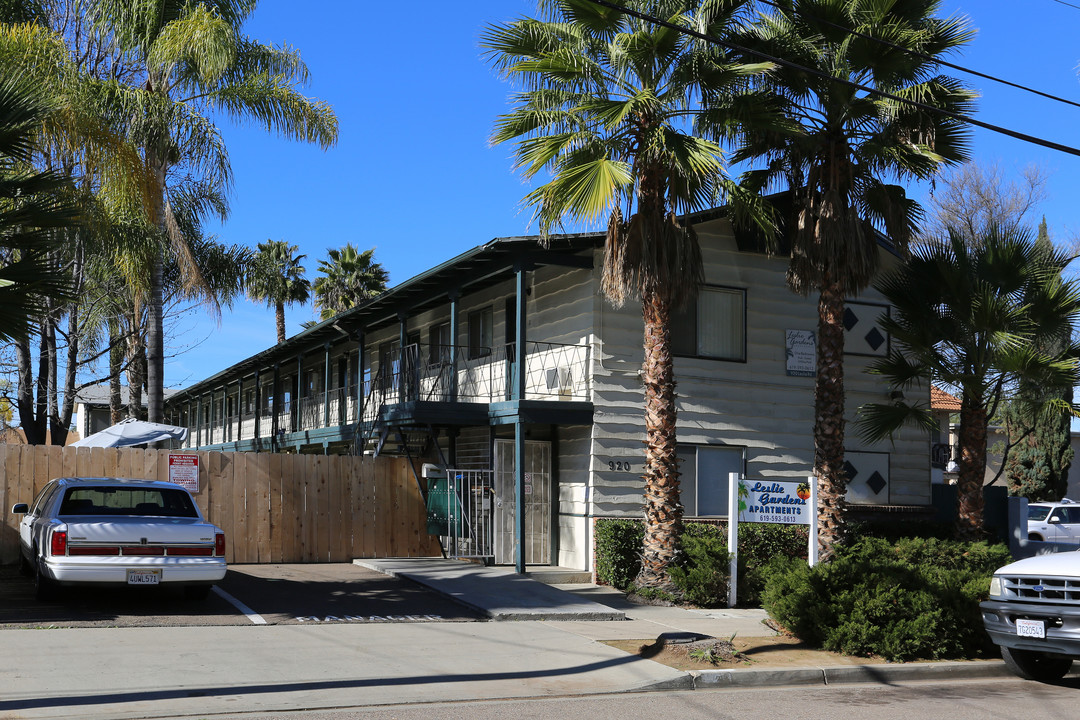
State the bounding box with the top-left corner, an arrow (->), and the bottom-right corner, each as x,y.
525,567 -> 594,585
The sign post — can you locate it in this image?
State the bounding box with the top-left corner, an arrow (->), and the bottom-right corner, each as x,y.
727,473 -> 817,607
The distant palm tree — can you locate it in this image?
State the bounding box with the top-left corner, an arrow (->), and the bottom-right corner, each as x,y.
483,0 -> 778,588
857,227 -> 1080,539
247,239 -> 310,343
732,0 -> 975,558
312,244 -> 388,320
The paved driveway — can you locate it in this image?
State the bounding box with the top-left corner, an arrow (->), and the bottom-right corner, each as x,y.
0,563 -> 483,628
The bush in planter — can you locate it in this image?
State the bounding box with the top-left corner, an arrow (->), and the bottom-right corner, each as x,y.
594,518 -> 643,589
668,533 -> 730,606
761,536 -> 1010,661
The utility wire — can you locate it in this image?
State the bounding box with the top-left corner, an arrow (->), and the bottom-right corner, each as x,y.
1051,0 -> 1080,11
581,0 -> 1080,158
757,0 -> 1080,112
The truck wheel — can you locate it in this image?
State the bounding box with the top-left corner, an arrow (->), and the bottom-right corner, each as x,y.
1001,646 -> 1073,681
1029,533 -> 1044,541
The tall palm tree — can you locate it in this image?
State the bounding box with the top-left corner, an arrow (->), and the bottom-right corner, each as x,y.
88,0 -> 339,423
483,0 -> 779,588
312,243 -> 388,320
857,227 -> 1080,540
732,0 -> 975,558
247,239 -> 310,342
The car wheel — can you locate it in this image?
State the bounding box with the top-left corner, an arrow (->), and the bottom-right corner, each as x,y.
33,555 -> 56,602
1029,533 -> 1045,541
184,585 -> 212,601
1001,646 -> 1074,682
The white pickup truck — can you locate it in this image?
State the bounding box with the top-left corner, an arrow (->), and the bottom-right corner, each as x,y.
981,552 -> 1080,681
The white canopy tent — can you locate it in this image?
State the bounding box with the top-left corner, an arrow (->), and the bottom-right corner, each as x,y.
69,418 -> 189,448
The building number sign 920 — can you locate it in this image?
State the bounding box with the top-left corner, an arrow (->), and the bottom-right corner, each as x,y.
607,461 -> 636,472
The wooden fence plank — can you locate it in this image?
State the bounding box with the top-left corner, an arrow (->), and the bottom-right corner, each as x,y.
0,446 -> 440,566
0,447 -> 18,564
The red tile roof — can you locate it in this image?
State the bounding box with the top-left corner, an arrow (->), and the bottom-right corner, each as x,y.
931,386 -> 962,412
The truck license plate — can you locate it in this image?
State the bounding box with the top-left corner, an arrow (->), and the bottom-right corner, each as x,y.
1016,619 -> 1046,639
127,569 -> 161,585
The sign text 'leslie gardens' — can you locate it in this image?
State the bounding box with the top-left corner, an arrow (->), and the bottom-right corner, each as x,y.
739,480 -> 811,525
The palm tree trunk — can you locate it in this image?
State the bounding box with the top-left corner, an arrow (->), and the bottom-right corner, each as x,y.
15,332 -> 44,445
109,317 -> 123,424
635,287 -> 683,589
145,137 -> 168,424
954,398 -> 988,540
815,279 -> 848,560
275,301 -> 286,344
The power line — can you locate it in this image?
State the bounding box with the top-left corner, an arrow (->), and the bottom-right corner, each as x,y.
580,0 -> 1080,158
1050,0 -> 1080,11
757,0 -> 1080,112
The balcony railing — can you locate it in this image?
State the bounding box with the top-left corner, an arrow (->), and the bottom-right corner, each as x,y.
362,341 -> 591,425
180,341 -> 591,445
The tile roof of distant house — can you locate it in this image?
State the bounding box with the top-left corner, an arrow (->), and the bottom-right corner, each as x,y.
931,386 -> 962,412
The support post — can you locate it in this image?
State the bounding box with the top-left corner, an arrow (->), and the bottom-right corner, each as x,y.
323,342 -> 332,429
294,354 -> 303,432
515,419 -> 526,574
728,471 -> 740,608
448,291 -> 459,403
356,331 -> 365,423
515,264 -> 527,401
253,368 -> 261,445
809,474 -> 819,567
272,363 -> 281,450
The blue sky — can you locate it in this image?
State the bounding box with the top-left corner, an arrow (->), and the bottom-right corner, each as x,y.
166,0 -> 1080,389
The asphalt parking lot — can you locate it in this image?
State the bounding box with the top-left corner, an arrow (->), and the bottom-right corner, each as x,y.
0,562 -> 484,628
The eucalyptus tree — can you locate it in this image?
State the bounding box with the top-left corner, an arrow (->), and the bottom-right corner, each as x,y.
484,0 -> 780,588
312,243 -> 387,321
857,228 -> 1080,540
247,239 -> 310,342
87,0 -> 338,423
731,0 -> 975,558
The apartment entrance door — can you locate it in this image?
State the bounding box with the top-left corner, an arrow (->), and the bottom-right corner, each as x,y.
493,439 -> 552,566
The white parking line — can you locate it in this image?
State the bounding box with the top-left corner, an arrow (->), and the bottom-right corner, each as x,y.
213,586 -> 268,625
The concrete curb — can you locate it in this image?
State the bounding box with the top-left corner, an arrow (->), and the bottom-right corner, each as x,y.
637,660 -> 1014,691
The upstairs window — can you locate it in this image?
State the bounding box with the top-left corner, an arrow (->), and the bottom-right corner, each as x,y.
671,286 -> 746,362
468,307 -> 493,359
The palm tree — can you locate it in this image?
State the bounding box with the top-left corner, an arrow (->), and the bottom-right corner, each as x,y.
247,239 -> 310,343
88,0 -> 339,423
312,243 -> 388,320
732,0 -> 975,558
857,227 -> 1080,540
483,0 -> 779,589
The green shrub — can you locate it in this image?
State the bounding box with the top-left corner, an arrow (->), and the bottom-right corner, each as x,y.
761,536 -> 1009,661
593,518 -> 809,602
668,534 -> 730,607
594,519 -> 643,589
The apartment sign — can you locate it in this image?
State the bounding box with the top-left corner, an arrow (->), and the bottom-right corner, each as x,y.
785,330 -> 816,377
739,480 -> 811,525
169,454 -> 200,493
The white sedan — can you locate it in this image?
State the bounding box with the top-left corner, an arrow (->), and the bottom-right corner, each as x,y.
11,477 -> 226,601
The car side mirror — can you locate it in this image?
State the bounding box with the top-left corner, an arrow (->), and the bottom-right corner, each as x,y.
11,503 -> 28,514
1049,516 -> 1062,524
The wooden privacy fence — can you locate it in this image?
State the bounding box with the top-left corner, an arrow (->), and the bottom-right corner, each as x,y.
0,444 -> 442,566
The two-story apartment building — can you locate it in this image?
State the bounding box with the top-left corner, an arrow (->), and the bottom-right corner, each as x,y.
164,208 -> 929,574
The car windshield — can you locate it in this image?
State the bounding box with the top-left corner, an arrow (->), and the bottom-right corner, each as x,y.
1029,506 -> 1052,522
58,487 -> 199,518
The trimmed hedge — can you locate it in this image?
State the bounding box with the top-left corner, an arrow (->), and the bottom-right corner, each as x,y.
761,536 -> 1011,661
593,518 -> 808,606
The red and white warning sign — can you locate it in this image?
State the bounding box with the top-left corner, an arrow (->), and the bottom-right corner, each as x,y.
169,454 -> 200,493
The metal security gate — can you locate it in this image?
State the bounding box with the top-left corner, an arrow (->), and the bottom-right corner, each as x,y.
428,469 -> 495,560
494,440 -> 551,566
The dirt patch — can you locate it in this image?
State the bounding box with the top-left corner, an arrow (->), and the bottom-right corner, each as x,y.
603,634 -> 890,671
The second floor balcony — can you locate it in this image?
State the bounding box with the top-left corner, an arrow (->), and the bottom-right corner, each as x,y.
362,341 -> 591,425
